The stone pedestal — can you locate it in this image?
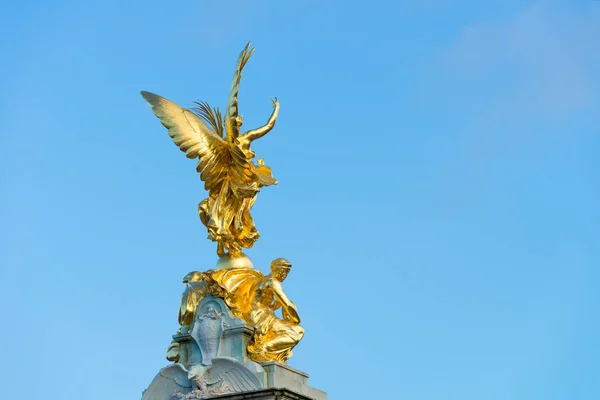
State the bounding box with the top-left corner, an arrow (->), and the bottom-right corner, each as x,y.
142,296 -> 326,400
262,363 -> 326,400
194,388 -> 317,400
172,316 -> 255,369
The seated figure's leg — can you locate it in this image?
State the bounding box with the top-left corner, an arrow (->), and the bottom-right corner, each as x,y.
261,321 -> 304,362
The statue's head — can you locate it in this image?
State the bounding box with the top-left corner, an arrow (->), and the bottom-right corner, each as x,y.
270,258 -> 292,281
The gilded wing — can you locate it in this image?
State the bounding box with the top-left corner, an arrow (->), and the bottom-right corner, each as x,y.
193,101 -> 225,139
141,91 -> 253,192
225,43 -> 254,142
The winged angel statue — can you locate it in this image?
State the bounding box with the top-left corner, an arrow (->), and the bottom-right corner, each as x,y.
141,43 -> 279,257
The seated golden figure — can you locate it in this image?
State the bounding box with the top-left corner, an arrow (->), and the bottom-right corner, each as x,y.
213,258 -> 303,363
170,258 -> 303,364
244,258 -> 304,363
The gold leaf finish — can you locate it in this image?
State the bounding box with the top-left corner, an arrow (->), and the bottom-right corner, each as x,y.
141,43 -> 279,257
177,258 -> 303,363
142,44 -> 303,364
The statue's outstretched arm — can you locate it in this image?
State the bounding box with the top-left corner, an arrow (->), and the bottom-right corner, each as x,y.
241,98 -> 279,142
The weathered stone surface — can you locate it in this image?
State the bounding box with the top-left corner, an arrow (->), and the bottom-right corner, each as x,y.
262,363 -> 326,400
174,297 -> 254,369
190,388 -> 317,400
141,364 -> 192,400
142,297 -> 326,400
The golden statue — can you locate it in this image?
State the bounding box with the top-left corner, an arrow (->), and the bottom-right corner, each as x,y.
170,258 -> 303,363
141,44 -> 304,366
141,43 -> 279,257
214,258 -> 303,362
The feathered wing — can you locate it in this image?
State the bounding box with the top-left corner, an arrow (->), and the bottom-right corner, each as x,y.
225,42 -> 255,142
141,364 -> 192,400
208,357 -> 262,392
141,91 -> 253,192
193,101 -> 225,138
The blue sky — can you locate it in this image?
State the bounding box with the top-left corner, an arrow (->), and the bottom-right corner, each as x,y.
1,0 -> 599,399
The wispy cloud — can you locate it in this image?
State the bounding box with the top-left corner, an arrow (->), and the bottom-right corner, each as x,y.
442,2 -> 600,119
413,2 -> 600,214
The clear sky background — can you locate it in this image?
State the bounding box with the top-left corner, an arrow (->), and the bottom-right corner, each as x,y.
1,0 -> 598,399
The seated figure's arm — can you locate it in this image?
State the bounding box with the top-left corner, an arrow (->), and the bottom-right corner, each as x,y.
241,99 -> 279,142
270,298 -> 282,311
270,280 -> 300,324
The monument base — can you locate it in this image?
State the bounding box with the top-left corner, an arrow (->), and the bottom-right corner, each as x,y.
142,296 -> 326,400
261,363 -> 326,400
195,388 -> 318,400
